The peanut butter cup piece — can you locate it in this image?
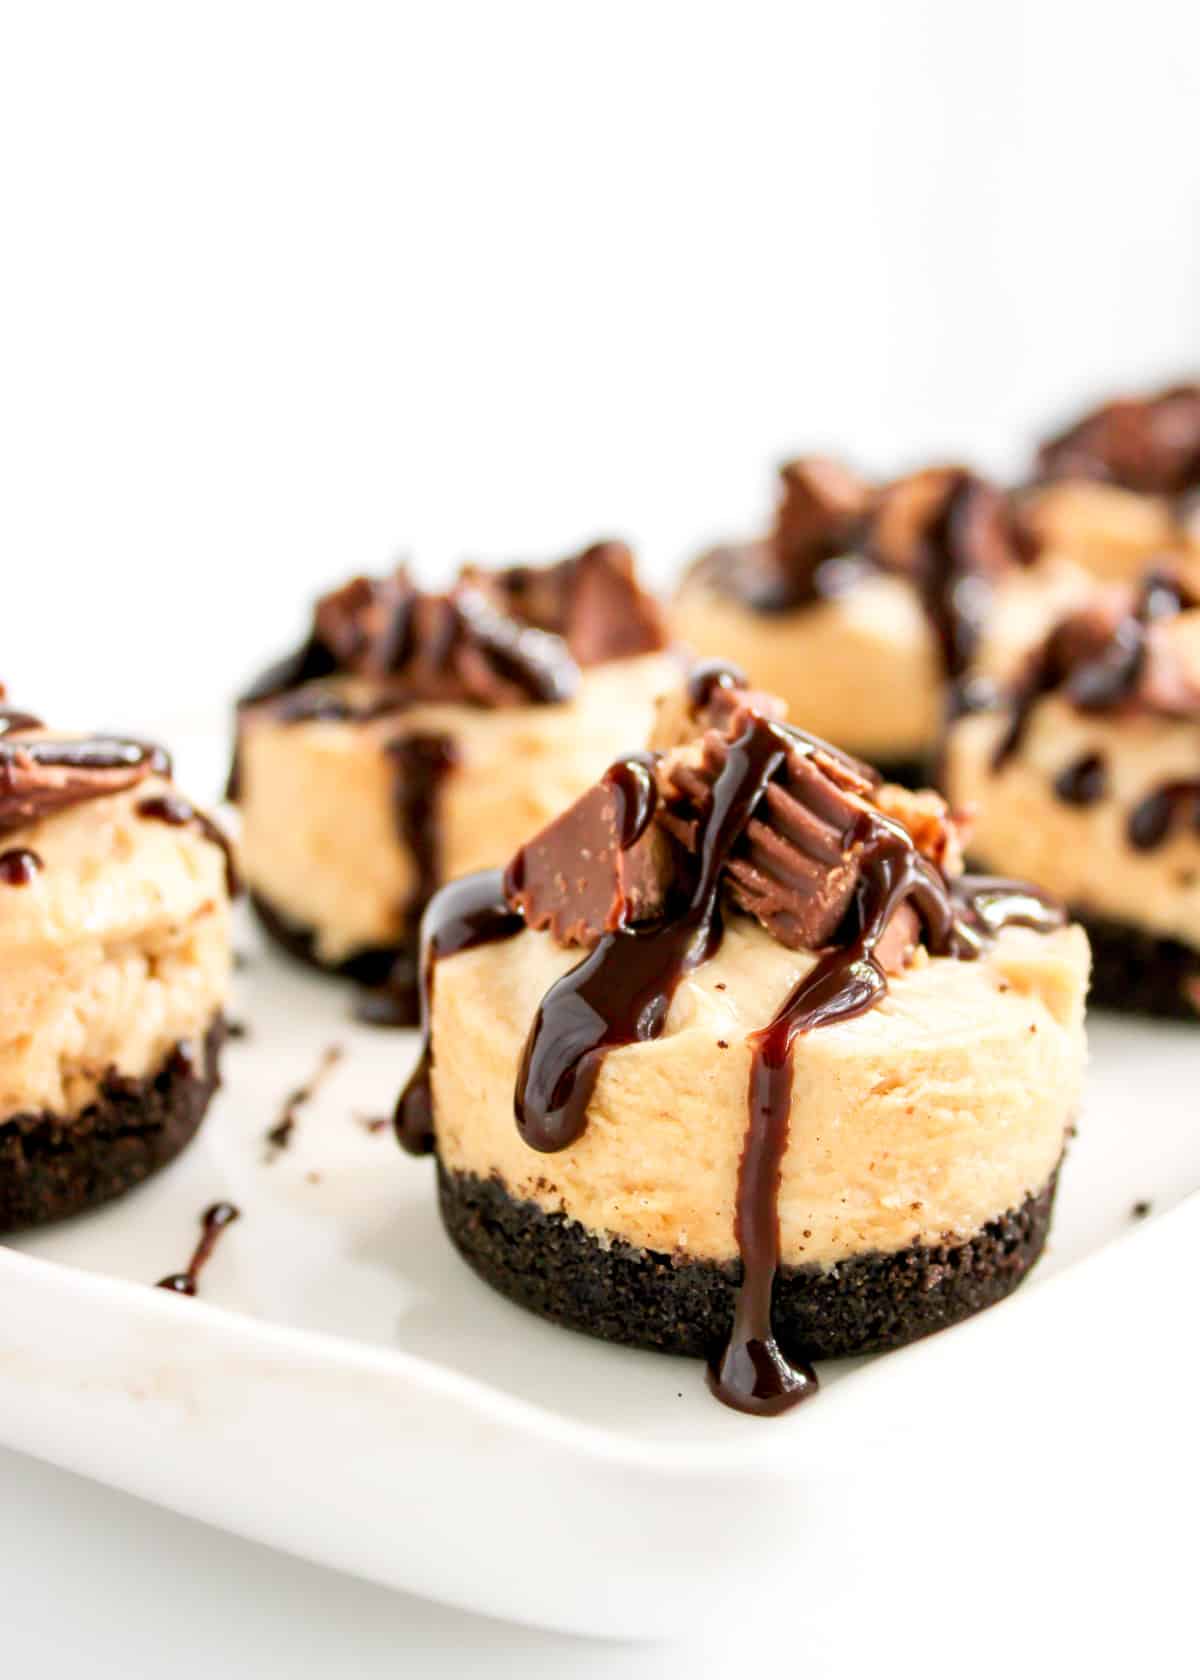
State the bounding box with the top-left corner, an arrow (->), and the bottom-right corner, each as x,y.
1036,383 -> 1200,496
464,541 -> 667,668
503,774 -> 675,947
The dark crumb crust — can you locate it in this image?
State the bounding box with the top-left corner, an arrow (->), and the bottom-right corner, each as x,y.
1075,910 -> 1200,1022
436,1163 -> 1058,1362
0,1017 -> 226,1232
249,889 -> 411,990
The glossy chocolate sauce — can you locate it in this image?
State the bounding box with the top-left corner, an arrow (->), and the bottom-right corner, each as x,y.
710,813 -> 967,1414
602,750 -> 659,849
394,869 -> 524,1154
1053,752 -> 1109,807
915,474 -> 992,684
156,1201 -> 240,1296
354,732 -> 460,1028
1128,782 -> 1200,850
0,848 -> 41,885
137,794 -> 240,898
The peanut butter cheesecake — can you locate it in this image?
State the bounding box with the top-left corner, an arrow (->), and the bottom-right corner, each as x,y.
0,700 -> 234,1230
231,543 -> 676,1023
946,567 -> 1200,1019
1024,380 -> 1200,589
672,459 -> 1086,782
396,667 -> 1089,1416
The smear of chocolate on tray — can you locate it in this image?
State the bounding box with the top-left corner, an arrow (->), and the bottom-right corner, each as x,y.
157,1202 -> 240,1296
264,1044 -> 344,1159
1036,383 -> 1200,496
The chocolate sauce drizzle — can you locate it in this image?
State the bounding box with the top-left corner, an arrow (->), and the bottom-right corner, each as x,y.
1053,752 -> 1108,807
354,732 -> 461,1028
137,794 -> 240,898
0,848 -> 41,885
0,733 -> 173,834
394,869 -> 524,1155
513,718 -> 793,1154
990,569 -> 1200,856
397,711 -> 1063,1416
1128,782 -> 1200,850
0,735 -> 170,775
156,1202 -> 240,1296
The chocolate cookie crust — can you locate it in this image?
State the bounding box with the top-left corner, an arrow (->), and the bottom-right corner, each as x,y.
1075,910 -> 1200,1021
0,1016 -> 226,1232
436,1162 -> 1058,1362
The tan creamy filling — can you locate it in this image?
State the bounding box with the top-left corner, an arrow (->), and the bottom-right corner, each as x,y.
237,652 -> 678,964
432,917 -> 1088,1268
1025,481 -> 1200,588
947,700 -> 1200,949
671,564 -> 1087,760
0,778 -> 233,1120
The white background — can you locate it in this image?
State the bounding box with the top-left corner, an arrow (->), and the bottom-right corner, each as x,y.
0,3 -> 1196,1674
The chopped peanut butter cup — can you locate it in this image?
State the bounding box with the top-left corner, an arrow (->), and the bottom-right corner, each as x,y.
1036,382 -> 1200,496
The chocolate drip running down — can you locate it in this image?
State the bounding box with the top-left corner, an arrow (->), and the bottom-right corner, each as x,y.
0,848 -> 42,885
396,695 -> 1063,1416
356,733 -> 460,1027
156,1201 -> 240,1296
1128,783 -> 1200,851
1053,752 -> 1109,807
137,794 -> 240,898
231,567 -> 600,1014
394,870 -> 524,1155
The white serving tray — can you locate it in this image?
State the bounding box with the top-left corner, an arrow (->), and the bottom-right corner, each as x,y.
0,725 -> 1196,1638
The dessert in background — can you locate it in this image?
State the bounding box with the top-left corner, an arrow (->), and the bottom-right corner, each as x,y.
672,458 -> 1086,781
945,566 -> 1200,1020
0,699 -> 234,1230
396,665 -> 1089,1416
1024,380 -> 1200,588
231,542 -> 676,1023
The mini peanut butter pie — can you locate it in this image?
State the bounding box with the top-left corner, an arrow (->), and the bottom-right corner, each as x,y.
395,666 -> 1089,1416
230,543 -> 675,1023
1024,381 -> 1200,589
946,567 -> 1200,1020
0,700 -> 235,1230
672,459 -> 1086,783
